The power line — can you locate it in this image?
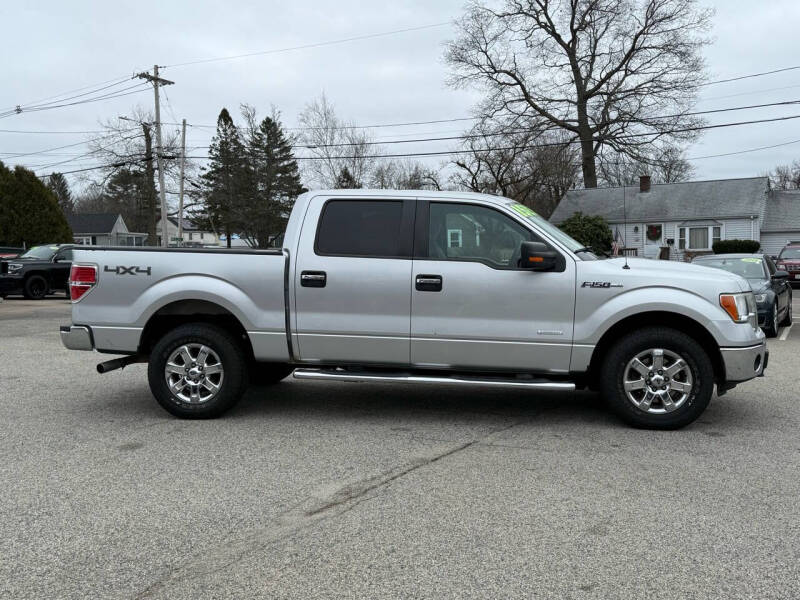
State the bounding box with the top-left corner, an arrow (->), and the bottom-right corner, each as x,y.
0,75 -> 131,113
163,22 -> 451,69
705,65 -> 800,86
170,98 -> 800,134
0,84 -> 151,119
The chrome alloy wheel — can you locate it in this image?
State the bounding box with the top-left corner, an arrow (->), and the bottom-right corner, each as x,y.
622,348 -> 693,414
164,344 -> 224,404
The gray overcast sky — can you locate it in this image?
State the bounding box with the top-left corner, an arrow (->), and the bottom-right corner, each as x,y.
2,0 -> 800,189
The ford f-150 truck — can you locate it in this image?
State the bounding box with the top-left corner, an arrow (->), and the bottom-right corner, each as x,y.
60,190 -> 767,429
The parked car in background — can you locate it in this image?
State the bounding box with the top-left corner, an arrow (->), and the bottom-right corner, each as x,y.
0,244 -> 73,299
0,247 -> 24,259
775,242 -> 800,286
692,254 -> 792,337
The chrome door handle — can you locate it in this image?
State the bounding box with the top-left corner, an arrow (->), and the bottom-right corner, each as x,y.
416,274 -> 442,292
301,271 -> 327,288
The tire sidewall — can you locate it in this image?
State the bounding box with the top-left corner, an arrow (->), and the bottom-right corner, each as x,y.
148,323 -> 248,418
24,275 -> 47,299
601,327 -> 714,429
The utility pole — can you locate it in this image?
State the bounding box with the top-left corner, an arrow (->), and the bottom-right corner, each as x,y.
141,123 -> 157,246
136,65 -> 173,247
178,118 -> 186,243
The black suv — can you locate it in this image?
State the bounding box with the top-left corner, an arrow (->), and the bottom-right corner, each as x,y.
0,244 -> 73,299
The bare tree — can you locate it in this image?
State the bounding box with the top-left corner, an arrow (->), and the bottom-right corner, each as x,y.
369,159 -> 443,190
768,160 -> 800,190
297,93 -> 378,188
598,144 -> 694,186
446,0 -> 713,188
82,106 -> 187,243
450,119 -> 580,217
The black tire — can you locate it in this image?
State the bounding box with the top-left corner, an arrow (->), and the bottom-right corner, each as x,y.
779,294 -> 792,327
250,363 -> 294,386
600,327 -> 714,429
764,302 -> 779,338
147,323 -> 249,419
23,275 -> 48,299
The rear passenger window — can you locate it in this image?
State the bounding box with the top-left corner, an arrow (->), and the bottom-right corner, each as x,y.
316,200 -> 405,257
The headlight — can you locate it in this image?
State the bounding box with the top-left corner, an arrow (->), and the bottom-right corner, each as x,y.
7,263 -> 22,273
720,292 -> 756,325
754,294 -> 766,303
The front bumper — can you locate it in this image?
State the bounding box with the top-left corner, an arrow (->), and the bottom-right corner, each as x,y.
60,325 -> 94,351
0,276 -> 22,294
720,342 -> 768,383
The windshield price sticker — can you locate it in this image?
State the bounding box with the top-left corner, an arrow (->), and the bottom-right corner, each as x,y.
508,203 -> 538,218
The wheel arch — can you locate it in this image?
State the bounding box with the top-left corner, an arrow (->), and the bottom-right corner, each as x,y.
138,299 -> 255,362
586,311 -> 725,386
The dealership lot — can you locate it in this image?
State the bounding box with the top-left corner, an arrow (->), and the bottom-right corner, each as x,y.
1,298 -> 798,599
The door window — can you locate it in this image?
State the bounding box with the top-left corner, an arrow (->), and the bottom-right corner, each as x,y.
428,203 -> 536,269
316,200 -> 407,258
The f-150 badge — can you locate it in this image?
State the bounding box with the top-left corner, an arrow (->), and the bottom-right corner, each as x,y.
581,281 -> 623,288
104,265 -> 152,276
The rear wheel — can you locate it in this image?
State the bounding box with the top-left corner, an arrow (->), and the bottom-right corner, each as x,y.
23,275 -> 48,299
148,323 -> 249,418
600,327 -> 714,429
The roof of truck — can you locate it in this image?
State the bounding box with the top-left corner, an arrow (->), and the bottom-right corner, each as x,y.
303,188 -> 512,206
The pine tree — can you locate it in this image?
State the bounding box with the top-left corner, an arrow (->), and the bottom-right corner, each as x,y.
243,112 -> 306,248
334,166 -> 361,189
46,172 -> 73,215
0,161 -> 72,246
200,108 -> 249,248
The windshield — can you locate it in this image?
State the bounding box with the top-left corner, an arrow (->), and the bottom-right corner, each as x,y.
778,247 -> 800,260
19,245 -> 59,260
506,202 -> 597,259
695,256 -> 766,280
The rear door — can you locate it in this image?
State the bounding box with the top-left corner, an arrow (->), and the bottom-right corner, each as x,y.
293,197 -> 414,365
410,200 -> 576,373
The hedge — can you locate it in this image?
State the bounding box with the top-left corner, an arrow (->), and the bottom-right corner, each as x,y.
712,239 -> 760,254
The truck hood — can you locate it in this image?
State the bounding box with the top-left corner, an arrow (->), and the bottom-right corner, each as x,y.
580,257 -> 752,295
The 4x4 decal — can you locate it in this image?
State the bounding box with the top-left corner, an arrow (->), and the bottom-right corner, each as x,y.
104,265 -> 152,276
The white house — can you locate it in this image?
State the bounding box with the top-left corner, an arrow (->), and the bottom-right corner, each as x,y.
549,176 -> 800,260
156,217 -> 220,247
66,213 -> 146,246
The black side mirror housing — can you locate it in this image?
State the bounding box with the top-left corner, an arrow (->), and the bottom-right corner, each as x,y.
772,270 -> 789,280
520,241 -> 558,271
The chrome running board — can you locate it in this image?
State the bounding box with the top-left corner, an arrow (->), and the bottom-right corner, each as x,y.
292,368 -> 575,391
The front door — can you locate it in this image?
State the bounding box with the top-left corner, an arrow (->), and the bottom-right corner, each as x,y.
410,201 -> 576,374
294,197 -> 414,365
644,223 -> 663,259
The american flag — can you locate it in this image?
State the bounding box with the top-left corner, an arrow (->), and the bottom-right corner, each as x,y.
612,228 -> 623,256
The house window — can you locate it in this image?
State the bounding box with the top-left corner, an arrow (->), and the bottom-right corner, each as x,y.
447,229 -> 463,248
200,232 -> 204,240
188,232 -> 193,241
679,226 -> 722,250
74,236 -> 92,245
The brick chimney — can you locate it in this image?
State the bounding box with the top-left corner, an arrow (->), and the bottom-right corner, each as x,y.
639,175 -> 651,193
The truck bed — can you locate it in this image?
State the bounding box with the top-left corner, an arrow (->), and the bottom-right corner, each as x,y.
69,246 -> 289,360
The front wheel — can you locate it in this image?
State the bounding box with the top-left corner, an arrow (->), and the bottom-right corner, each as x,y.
600,327 -> 714,429
148,323 -> 249,418
764,302 -> 779,338
779,295 -> 792,327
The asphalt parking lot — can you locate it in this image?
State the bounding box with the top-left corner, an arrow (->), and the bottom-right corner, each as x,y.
1,298 -> 799,599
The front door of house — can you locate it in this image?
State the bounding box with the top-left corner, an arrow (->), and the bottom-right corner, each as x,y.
644,223 -> 663,259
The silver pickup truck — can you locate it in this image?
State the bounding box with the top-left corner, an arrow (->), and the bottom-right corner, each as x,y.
61,189 -> 767,428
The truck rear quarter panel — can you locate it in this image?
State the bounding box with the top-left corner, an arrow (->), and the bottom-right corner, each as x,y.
71,249 -> 288,360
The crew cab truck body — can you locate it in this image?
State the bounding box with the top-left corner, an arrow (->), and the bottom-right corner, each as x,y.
61,190 -> 767,428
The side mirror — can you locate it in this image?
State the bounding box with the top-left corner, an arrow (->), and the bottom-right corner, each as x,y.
520,241 -> 558,271
772,270 -> 789,280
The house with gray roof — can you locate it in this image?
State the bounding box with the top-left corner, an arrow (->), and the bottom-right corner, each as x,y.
549,175 -> 800,260
66,213 -> 146,246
